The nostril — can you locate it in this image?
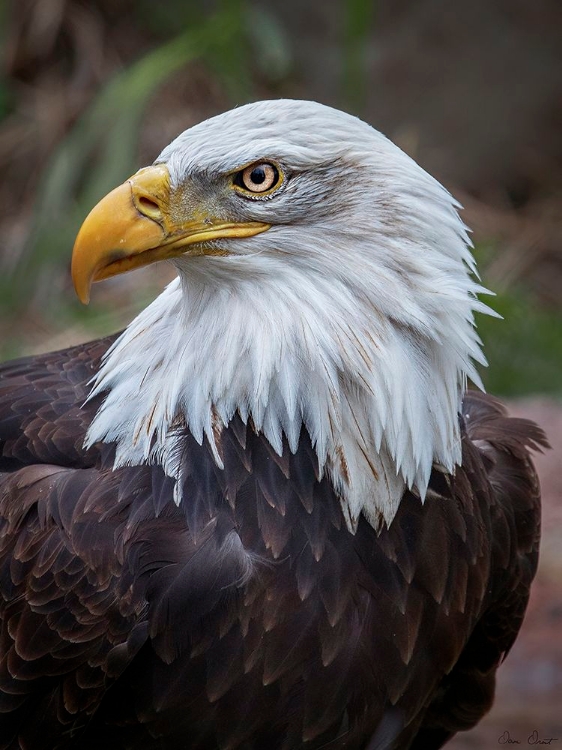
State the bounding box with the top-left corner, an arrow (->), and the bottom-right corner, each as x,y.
137,195 -> 162,220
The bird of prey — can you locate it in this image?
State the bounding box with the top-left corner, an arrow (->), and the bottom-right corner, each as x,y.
0,100 -> 546,750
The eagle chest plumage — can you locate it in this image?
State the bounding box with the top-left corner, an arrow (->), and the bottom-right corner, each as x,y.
0,339 -> 542,750
0,99 -> 546,749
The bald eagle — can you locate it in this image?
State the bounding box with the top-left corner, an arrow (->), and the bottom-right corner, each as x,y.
0,100 -> 546,750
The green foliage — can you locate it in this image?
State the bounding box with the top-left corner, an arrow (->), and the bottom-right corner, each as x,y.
247,6 -> 292,84
341,0 -> 376,113
134,0 -> 208,38
477,290 -> 562,397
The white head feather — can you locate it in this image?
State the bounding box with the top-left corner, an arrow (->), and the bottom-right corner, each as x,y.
85,99 -> 494,530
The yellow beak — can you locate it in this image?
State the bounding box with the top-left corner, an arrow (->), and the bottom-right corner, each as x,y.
71,164 -> 270,303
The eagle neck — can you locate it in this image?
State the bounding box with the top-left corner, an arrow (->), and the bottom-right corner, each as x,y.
86,265 -> 470,530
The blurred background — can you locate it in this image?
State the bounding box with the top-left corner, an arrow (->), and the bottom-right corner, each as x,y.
0,0 -> 561,745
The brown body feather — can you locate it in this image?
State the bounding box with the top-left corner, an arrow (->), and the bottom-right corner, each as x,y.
0,338 -> 545,749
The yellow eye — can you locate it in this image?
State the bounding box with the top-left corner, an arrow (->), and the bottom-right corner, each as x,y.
234,162 -> 281,195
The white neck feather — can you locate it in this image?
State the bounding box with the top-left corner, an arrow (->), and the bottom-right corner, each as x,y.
86,247 -> 489,531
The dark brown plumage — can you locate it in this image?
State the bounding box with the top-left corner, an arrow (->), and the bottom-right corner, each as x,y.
0,336 -> 546,749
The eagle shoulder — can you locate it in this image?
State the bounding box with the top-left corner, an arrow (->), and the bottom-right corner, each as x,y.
0,334 -> 118,470
410,390 -> 546,747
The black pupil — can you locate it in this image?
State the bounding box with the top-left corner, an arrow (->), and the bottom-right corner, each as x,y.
250,167 -> 267,184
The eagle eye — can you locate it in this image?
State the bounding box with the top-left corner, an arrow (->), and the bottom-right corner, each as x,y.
233,162 -> 282,196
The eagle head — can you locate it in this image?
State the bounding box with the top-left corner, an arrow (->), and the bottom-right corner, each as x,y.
73,100 -> 493,530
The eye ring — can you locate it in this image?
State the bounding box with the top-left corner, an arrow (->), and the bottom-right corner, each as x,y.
233,162 -> 282,196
